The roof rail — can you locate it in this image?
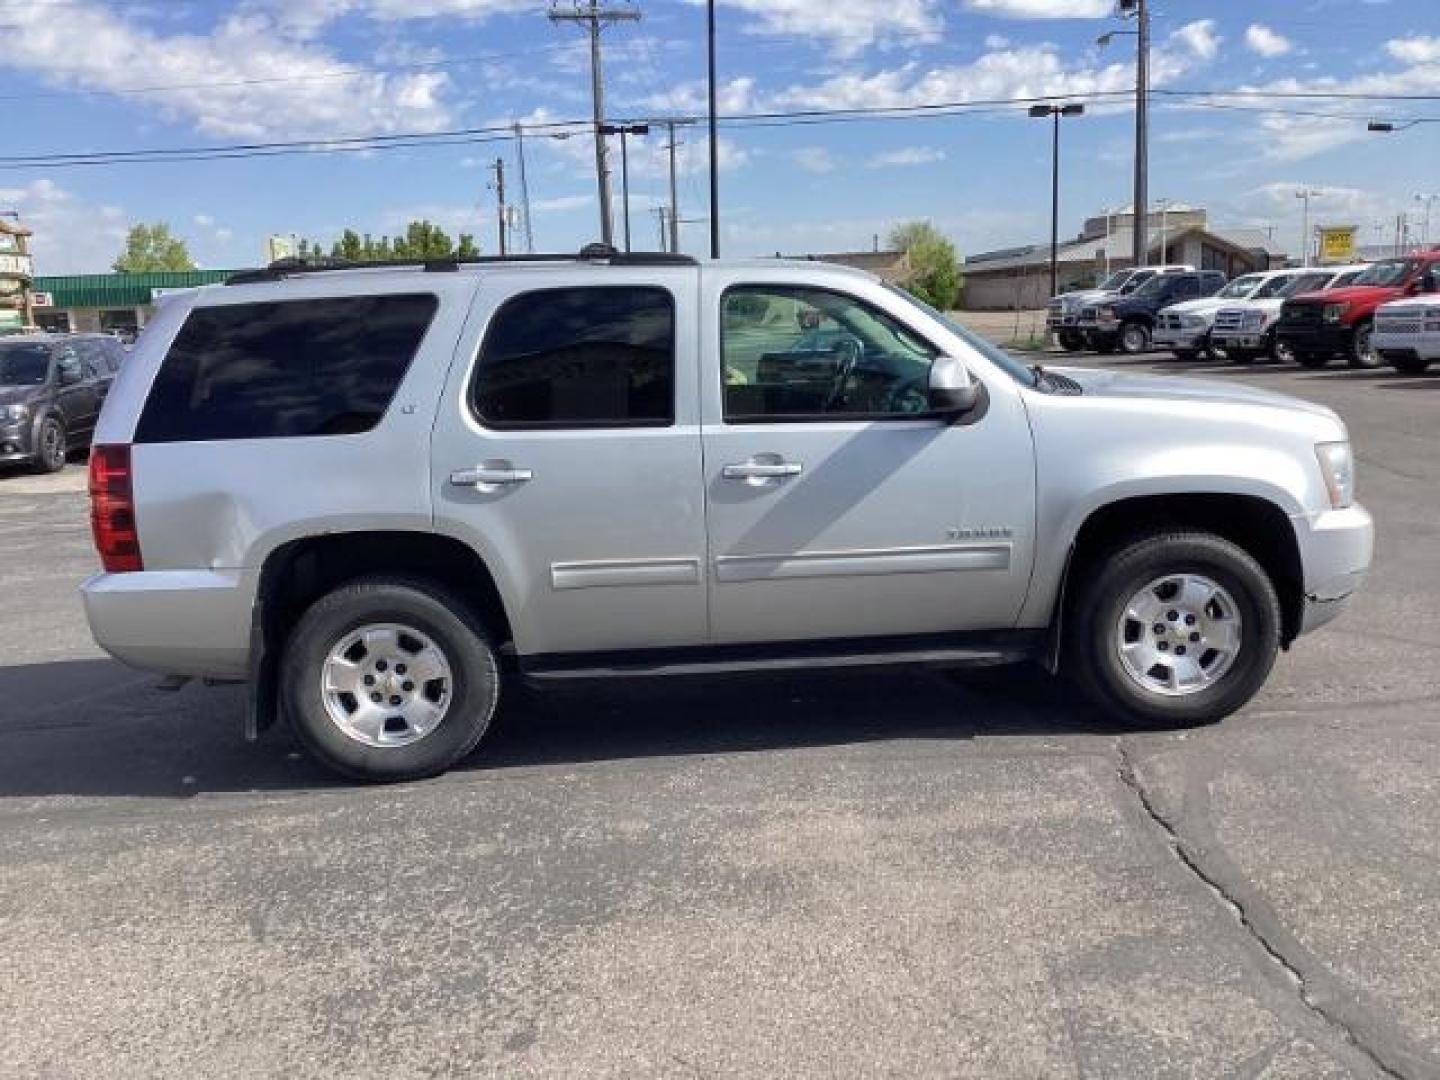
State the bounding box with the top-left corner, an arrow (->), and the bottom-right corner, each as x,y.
223,244 -> 697,285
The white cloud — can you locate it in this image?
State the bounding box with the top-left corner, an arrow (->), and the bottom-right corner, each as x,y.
963,0 -> 1111,17
242,0 -> 529,37
193,214 -> 215,228
1387,35 -> 1440,65
0,180 -> 131,274
868,146 -> 946,168
530,194 -> 594,214
791,147 -> 838,174
983,34 -> 1010,49
1171,19 -> 1220,62
718,0 -> 941,58
1244,25 -> 1292,59
2,2 -> 456,140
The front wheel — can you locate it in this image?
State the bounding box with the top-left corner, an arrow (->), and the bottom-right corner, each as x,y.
1171,349 -> 1198,362
1295,351 -> 1330,370
1350,321 -> 1379,369
281,577 -> 501,782
1065,531 -> 1281,727
1058,331 -> 1085,352
31,417 -> 66,474
1389,353 -> 1432,375
1270,336 -> 1295,365
1227,349 -> 1257,365
1118,321 -> 1151,355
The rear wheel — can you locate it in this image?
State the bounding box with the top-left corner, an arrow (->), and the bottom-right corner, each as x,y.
1270,335 -> 1295,365
1295,352 -> 1330,370
1119,321 -> 1151,355
281,576 -> 501,782
1349,320 -> 1379,368
1065,531 -> 1281,728
1058,331 -> 1085,352
1389,353 -> 1432,375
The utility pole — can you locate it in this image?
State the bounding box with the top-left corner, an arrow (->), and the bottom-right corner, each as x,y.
548,1 -> 641,248
513,122 -> 535,253
706,0 -> 720,257
652,207 -> 668,250
1396,213 -> 1408,256
599,122 -> 648,251
1414,193 -> 1439,247
1295,188 -> 1322,266
491,158 -> 508,256
657,118 -> 694,254
1099,1 -> 1147,268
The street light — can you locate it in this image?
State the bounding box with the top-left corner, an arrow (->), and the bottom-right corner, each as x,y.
1029,103 -> 1086,301
1100,0 -> 1149,268
598,122 -> 649,252
1295,188 -> 1323,267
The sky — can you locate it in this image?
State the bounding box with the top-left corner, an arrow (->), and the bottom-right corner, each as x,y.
0,0 -> 1438,273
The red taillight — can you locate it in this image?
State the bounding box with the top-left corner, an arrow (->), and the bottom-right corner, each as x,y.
89,444 -> 142,573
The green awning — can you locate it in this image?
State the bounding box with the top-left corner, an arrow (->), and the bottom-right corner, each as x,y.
32,270 -> 239,308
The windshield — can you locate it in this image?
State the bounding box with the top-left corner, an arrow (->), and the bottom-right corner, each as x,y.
1353,260 -> 1414,287
0,344 -> 51,385
1253,274 -> 1299,299
884,284 -> 1038,388
1328,270 -> 1362,288
1217,275 -> 1263,299
1098,270 -> 1132,290
1132,274 -> 1172,298
1279,272 -> 1334,297
1120,270 -> 1156,294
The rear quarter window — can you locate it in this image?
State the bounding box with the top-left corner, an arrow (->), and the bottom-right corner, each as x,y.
136,294 -> 438,443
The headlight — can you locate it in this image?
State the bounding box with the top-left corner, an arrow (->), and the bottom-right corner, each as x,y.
1181,314 -> 1205,328
1242,310 -> 1265,330
1323,303 -> 1348,324
1097,306 -> 1118,323
3,403 -> 29,422
1315,441 -> 1355,509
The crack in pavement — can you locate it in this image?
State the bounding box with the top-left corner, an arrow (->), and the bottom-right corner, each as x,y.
1114,741 -> 1415,1080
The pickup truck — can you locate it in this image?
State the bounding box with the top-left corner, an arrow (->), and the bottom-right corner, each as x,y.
1373,295 -> 1440,374
1276,250 -> 1440,369
1047,265 -> 1193,352
1153,269 -> 1311,362
1081,271 -> 1227,355
1209,266 -> 1366,365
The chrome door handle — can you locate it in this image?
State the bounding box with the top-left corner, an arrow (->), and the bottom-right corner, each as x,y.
722,461 -> 803,480
449,465 -> 533,487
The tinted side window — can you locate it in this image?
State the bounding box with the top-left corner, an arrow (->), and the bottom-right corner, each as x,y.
136,294 -> 437,443
1172,277 -> 1201,301
103,341 -> 125,373
472,287 -> 674,428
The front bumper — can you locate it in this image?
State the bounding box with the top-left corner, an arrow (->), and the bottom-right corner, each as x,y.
1211,329 -> 1270,351
0,419 -> 36,463
1295,504 -> 1374,636
82,569 -> 257,680
1046,313 -> 1079,330
1277,322 -> 1353,356
1373,331 -> 1440,362
1152,327 -> 1208,349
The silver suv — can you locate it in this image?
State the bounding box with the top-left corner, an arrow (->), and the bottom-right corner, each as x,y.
83,249 -> 1374,781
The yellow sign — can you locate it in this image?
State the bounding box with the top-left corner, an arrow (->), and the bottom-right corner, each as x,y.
1318,226 -> 1357,264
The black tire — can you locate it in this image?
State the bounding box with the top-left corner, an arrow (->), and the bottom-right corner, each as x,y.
31,416 -> 66,474
1058,331 -> 1085,352
1064,530 -> 1281,728
1349,320 -> 1378,369
1295,351 -> 1330,370
1092,335 -> 1117,355
281,576 -> 501,782
1170,349 -> 1198,362
1267,333 -> 1293,365
1118,321 -> 1151,355
1389,353 -> 1432,375
1199,333 -> 1223,363
1227,348 -> 1258,365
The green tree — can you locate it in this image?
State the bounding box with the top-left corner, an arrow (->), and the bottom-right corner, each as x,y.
889,220 -> 961,311
456,233 -> 479,259
112,222 -> 196,273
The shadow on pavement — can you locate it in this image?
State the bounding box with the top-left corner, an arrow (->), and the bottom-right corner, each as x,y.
0,657 -> 1129,800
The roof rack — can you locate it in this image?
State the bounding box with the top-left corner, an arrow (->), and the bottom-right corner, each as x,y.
224,243 -> 697,285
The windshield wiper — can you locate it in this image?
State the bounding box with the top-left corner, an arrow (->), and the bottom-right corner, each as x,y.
1028,363 -> 1054,390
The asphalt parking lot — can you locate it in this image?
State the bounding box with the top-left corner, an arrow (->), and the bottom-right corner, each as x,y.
0,353 -> 1436,1079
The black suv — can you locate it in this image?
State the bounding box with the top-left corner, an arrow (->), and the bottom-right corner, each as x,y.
1083,271 -> 1227,355
0,333 -> 125,473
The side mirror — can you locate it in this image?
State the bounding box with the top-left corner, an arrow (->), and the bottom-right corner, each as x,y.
928,356 -> 980,419
56,358 -> 82,385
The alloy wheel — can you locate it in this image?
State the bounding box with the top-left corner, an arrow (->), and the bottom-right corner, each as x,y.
1115,573 -> 1243,697
320,622 -> 454,747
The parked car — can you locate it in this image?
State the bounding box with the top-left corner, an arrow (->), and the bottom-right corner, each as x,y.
1153,269 -> 1307,362
1047,265 -> 1194,351
82,248 -> 1373,782
1276,250 -> 1440,369
0,333 -> 124,473
1209,265 -> 1367,365
1372,293 -> 1440,374
1080,271 -> 1227,355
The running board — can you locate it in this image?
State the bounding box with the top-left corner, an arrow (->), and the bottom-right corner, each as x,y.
518,633 -> 1039,682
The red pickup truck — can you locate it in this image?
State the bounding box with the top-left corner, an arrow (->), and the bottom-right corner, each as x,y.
1276,248 -> 1440,368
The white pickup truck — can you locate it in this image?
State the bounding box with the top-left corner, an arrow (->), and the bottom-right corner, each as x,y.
1210,265 -> 1368,364
1373,295 -> 1440,374
1153,270 -> 1298,361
